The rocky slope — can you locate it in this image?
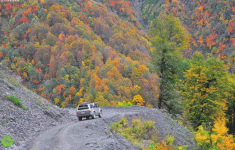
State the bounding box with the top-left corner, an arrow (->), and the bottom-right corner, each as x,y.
0,64 -> 75,150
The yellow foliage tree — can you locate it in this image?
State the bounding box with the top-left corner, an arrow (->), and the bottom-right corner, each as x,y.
54,98 -> 59,105
94,94 -> 109,106
132,95 -> 145,106
184,52 -> 228,129
79,98 -> 84,104
61,101 -> 65,108
80,78 -> 85,87
69,86 -> 77,96
104,85 -> 109,93
65,74 -> 69,81
195,117 -> 235,149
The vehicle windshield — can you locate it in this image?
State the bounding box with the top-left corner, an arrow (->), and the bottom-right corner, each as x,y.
78,105 -> 89,110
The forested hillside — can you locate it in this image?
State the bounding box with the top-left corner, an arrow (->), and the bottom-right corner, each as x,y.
1,0 -> 235,149
141,0 -> 235,72
0,0 -> 157,109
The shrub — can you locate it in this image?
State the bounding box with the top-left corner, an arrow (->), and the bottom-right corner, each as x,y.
132,95 -> 145,106
118,101 -> 133,107
6,95 -> 27,110
195,117 -> 235,149
110,117 -> 190,149
10,78 -> 20,87
111,117 -> 168,148
166,135 -> 174,146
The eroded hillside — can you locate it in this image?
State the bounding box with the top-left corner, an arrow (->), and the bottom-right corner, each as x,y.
0,64 -> 75,149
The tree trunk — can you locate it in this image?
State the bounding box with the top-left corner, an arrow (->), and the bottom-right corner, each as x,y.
158,49 -> 166,109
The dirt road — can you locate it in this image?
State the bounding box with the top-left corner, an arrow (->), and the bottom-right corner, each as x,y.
23,106 -> 196,150
24,107 -> 142,150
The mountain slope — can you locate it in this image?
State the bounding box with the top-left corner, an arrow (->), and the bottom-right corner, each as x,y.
0,0 -> 157,108
137,0 -> 235,72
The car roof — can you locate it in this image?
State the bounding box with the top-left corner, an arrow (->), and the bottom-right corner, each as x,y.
79,102 -> 90,106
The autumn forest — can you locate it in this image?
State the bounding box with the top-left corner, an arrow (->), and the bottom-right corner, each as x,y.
1,0 -> 235,149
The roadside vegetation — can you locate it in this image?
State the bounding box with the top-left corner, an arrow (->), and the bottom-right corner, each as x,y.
110,117 -> 188,150
6,95 -> 27,110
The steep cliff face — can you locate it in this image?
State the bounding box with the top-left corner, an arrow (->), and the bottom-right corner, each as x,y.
0,64 -> 75,150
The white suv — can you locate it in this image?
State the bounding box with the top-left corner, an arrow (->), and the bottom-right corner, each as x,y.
76,102 -> 102,121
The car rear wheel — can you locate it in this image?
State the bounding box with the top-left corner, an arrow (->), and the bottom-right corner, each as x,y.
78,117 -> 82,121
86,116 -> 89,120
98,111 -> 102,118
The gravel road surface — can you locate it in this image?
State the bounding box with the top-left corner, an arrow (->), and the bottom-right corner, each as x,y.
24,107 -> 142,150
23,106 -> 197,150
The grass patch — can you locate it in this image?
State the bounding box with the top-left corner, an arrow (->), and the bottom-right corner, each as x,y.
10,78 -> 20,87
37,99 -> 43,106
178,129 -> 184,133
1,124 -> 5,127
6,95 -> 27,110
5,82 -> 14,90
178,121 -> 183,126
46,103 -> 50,109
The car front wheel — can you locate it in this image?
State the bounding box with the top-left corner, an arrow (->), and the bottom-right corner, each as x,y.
98,111 -> 102,118
91,113 -> 95,119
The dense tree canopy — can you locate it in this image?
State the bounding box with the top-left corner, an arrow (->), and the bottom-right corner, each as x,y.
150,14 -> 189,113
184,52 -> 228,129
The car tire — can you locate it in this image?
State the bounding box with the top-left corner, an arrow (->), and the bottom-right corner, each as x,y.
78,117 -> 82,121
98,111 -> 102,118
91,113 -> 95,119
86,116 -> 89,120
